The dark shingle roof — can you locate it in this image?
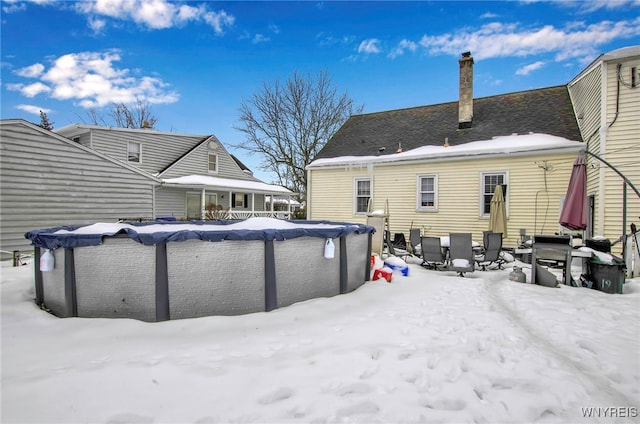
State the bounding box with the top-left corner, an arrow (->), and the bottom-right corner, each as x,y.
315,85 -> 582,159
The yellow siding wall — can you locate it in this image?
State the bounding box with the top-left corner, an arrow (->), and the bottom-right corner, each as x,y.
309,152 -> 579,248
602,57 -> 640,254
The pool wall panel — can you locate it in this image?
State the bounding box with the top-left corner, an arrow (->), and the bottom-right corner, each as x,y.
275,237 -> 341,309
166,240 -> 265,319
74,238 -> 156,321
346,233 -> 370,292
41,248 -> 67,317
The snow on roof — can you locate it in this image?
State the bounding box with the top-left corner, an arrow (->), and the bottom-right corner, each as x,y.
162,175 -> 294,195
308,133 -> 584,169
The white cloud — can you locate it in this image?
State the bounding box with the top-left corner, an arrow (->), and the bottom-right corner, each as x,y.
7,81 -> 51,97
16,104 -> 50,115
418,17 -> 640,62
480,12 -> 498,19
269,24 -> 280,34
9,51 -> 178,108
358,38 -> 381,54
14,63 -> 44,78
516,61 -> 546,76
388,39 -> 418,59
88,17 -> 107,34
203,10 -> 235,34
252,34 -> 270,44
74,0 -> 234,34
568,0 -> 640,13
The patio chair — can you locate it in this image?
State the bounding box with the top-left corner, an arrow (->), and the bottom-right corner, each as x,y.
448,233 -> 475,276
384,231 -> 411,260
475,232 -> 505,271
420,236 -> 446,270
409,228 -> 422,257
392,232 -> 407,249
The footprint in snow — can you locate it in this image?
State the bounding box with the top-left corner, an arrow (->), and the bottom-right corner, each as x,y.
336,401 -> 380,417
258,387 -> 294,404
335,382 -> 373,396
105,413 -> 154,424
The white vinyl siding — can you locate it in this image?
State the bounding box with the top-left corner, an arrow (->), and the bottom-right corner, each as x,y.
417,174 -> 437,211
354,178 -> 371,215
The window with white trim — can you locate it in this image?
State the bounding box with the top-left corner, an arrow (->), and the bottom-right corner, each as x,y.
208,153 -> 218,173
481,172 -> 507,215
127,141 -> 141,163
354,178 -> 371,214
417,174 -> 437,211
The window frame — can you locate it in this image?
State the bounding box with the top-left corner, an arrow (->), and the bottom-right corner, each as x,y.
480,171 -> 508,217
353,177 -> 372,215
416,174 -> 438,211
208,153 -> 218,174
127,141 -> 141,164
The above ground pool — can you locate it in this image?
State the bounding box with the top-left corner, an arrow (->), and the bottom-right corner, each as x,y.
25,218 -> 374,322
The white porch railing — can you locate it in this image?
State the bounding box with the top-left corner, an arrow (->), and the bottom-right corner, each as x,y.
212,210 -> 291,220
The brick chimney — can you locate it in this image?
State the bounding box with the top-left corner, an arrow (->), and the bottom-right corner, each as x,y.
458,51 -> 474,129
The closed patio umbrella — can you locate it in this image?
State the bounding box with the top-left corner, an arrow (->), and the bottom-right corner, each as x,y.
559,154 -> 587,231
489,184 -> 507,238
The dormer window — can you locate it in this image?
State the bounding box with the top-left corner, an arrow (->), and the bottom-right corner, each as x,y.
128,141 -> 141,163
208,153 -> 218,173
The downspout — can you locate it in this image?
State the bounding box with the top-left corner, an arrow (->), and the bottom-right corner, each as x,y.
152,183 -> 156,219
306,168 -> 312,219
597,61 -> 608,237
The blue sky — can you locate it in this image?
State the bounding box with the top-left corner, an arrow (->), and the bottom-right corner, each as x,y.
1,0 -> 639,183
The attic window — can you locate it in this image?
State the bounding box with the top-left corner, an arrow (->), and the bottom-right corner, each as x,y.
127,141 -> 141,163
208,153 -> 218,173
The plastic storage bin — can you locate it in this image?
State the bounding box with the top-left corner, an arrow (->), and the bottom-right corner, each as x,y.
588,257 -> 625,294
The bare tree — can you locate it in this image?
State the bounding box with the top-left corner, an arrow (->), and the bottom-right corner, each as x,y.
80,98 -> 158,129
235,69 -> 362,199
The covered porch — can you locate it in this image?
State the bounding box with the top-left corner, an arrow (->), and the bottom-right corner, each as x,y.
161,175 -> 296,220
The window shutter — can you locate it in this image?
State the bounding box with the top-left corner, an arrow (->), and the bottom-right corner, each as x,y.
244,194 -> 249,208
232,194 -> 236,208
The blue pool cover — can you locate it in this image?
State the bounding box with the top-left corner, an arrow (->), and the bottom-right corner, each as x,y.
25,218 -> 376,250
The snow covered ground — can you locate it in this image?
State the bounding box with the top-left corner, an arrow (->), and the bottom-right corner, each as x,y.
2,256 -> 639,423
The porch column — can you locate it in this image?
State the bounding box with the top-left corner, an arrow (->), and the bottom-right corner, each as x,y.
251,193 -> 255,218
200,188 -> 206,220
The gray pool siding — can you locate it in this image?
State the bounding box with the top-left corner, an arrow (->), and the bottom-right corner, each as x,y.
275,237 -> 341,309
166,240 -> 265,319
35,231 -> 372,322
74,239 -> 157,321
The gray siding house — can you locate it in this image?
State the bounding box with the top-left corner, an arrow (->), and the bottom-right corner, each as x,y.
55,124 -> 295,222
0,119 -> 160,256
1,121 -> 294,258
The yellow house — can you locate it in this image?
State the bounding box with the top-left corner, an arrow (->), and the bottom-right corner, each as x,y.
568,46 -> 640,258
307,53 -> 584,252
307,49 -> 638,256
